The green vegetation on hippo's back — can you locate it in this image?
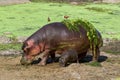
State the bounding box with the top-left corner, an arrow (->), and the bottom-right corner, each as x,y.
62,19 -> 99,49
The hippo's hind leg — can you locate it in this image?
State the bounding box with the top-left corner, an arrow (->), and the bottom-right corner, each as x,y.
49,50 -> 56,62
78,51 -> 87,61
92,45 -> 100,62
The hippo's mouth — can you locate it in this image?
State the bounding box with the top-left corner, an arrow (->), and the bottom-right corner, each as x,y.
20,54 -> 42,65
20,56 -> 33,65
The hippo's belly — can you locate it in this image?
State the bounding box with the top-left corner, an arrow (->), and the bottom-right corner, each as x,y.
52,39 -> 90,54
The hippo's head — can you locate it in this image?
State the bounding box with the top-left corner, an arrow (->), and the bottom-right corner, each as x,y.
20,39 -> 42,65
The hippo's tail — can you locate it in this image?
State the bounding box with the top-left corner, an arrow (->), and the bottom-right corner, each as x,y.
97,30 -> 103,48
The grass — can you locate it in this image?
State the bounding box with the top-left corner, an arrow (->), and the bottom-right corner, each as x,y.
104,50 -> 120,55
85,7 -> 112,13
86,61 -> 102,67
116,77 -> 120,80
0,2 -> 120,39
0,43 -> 22,51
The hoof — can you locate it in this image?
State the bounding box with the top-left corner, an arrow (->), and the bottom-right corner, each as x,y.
37,62 -> 46,66
90,59 -> 98,63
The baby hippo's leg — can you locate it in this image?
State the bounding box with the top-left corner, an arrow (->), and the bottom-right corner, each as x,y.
59,49 -> 79,67
59,57 -> 67,67
59,50 -> 69,67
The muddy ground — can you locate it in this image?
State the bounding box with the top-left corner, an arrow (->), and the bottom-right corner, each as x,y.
0,52 -> 120,80
0,39 -> 120,80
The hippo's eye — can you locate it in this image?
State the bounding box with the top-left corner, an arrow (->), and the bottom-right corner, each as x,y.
23,50 -> 26,53
23,48 -> 29,53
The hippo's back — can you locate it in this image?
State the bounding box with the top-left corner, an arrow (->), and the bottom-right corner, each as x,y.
42,22 -> 90,53
44,22 -> 88,40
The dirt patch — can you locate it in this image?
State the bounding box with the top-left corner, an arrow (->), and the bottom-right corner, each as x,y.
102,40 -> 120,54
0,0 -> 30,5
103,0 -> 120,3
0,49 -> 21,56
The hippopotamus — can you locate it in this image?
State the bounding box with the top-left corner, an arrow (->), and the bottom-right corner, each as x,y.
20,22 -> 103,65
59,49 -> 79,67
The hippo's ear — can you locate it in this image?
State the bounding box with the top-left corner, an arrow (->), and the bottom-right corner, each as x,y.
24,40 -> 34,50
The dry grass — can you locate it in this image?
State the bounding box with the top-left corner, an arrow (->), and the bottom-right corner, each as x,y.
0,0 -> 30,5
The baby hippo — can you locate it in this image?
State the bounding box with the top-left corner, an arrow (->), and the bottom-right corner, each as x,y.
59,49 -> 79,67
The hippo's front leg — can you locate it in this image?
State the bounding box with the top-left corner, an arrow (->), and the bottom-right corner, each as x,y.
38,49 -> 50,66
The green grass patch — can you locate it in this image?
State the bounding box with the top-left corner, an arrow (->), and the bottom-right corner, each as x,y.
0,43 -> 22,51
85,7 -> 112,13
116,77 -> 120,80
30,0 -> 60,2
86,61 -> 102,67
0,3 -> 120,39
104,51 -> 120,55
4,33 -> 18,43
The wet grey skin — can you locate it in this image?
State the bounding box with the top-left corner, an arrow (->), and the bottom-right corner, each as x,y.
59,49 -> 78,67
